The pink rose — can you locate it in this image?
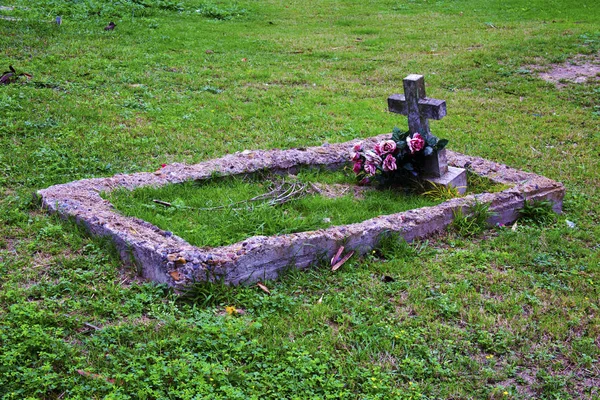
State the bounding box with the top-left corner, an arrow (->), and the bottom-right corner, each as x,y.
364,150 -> 382,165
375,140 -> 396,155
353,141 -> 363,152
350,152 -> 361,162
364,162 -> 376,176
359,177 -> 370,185
352,161 -> 362,174
406,133 -> 425,154
382,140 -> 396,153
382,154 -> 397,172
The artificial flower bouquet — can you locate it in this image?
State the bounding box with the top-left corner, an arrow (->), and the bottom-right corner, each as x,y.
350,127 -> 448,186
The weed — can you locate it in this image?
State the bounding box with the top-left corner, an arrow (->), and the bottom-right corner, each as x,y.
177,276 -> 236,307
451,201 -> 496,237
374,231 -> 419,260
194,1 -> 247,20
422,181 -> 463,201
519,199 -> 557,225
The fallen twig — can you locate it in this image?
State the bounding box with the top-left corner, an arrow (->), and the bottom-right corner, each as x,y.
152,179 -> 314,212
83,322 -> 101,330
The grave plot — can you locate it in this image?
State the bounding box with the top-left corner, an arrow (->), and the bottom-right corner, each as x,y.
37,75 -> 565,288
37,137 -> 565,288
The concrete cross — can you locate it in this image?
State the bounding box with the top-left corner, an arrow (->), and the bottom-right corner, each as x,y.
386,74 -> 466,194
387,74 -> 446,138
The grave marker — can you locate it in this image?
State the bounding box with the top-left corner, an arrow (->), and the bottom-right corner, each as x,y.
388,74 -> 467,192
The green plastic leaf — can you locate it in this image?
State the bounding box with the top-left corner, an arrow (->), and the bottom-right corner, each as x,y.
392,127 -> 403,142
426,135 -> 438,147
396,141 -> 407,151
403,162 -> 414,171
436,139 -> 449,150
423,146 -> 433,156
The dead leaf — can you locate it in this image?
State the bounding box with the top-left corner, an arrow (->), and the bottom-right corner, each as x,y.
77,369 -> 115,384
331,246 -> 344,266
511,221 -> 518,231
257,282 -> 271,294
317,294 -> 323,304
332,250 -> 354,271
169,270 -> 182,281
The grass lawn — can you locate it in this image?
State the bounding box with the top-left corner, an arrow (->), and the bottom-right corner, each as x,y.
1,0 -> 599,398
106,168 -> 446,248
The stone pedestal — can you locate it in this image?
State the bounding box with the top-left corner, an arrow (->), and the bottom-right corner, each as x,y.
425,166 -> 467,194
423,149 -> 467,194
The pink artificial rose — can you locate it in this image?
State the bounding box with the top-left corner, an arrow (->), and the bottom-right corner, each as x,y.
353,141 -> 363,152
359,177 -> 370,185
375,140 -> 396,155
382,154 -> 397,172
382,140 -> 397,153
350,152 -> 361,162
406,133 -> 425,154
364,162 -> 377,176
364,150 -> 382,165
352,161 -> 362,174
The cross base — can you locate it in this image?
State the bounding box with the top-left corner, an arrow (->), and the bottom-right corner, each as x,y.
424,166 -> 467,194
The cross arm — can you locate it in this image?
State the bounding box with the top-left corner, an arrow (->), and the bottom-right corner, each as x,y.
387,94 -> 447,120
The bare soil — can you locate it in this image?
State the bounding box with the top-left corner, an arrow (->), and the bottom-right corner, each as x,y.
533,54 -> 600,87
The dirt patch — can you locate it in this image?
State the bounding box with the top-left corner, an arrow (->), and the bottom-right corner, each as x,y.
309,182 -> 375,199
532,54 -> 600,87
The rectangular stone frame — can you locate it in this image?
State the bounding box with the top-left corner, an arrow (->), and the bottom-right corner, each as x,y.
38,135 -> 565,289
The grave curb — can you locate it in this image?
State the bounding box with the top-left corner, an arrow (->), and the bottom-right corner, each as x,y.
37,135 -> 565,287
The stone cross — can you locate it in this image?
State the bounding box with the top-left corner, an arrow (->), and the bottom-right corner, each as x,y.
387,74 -> 446,140
387,74 -> 467,193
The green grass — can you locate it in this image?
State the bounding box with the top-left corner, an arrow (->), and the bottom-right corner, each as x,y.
1,0 -> 599,398
106,168 -> 442,247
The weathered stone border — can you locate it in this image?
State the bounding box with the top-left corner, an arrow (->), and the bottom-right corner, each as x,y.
37,135 -> 565,288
